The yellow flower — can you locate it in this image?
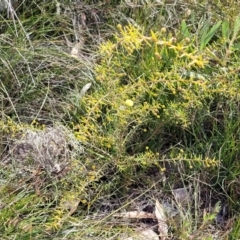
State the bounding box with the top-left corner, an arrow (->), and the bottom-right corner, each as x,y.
125,99 -> 134,107
150,30 -> 158,42
160,27 -> 167,33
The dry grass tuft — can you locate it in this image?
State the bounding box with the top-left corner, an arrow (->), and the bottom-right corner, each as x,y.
4,124 -> 83,175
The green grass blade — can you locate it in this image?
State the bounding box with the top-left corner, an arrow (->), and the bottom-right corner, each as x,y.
222,20 -> 230,40
200,21 -> 222,50
181,20 -> 190,38
233,15 -> 240,38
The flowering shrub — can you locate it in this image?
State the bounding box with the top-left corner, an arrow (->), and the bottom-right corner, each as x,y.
72,24 -> 239,171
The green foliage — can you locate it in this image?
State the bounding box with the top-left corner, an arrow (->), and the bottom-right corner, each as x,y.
230,217 -> 240,240
200,20 -> 222,50
74,23 -> 239,171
